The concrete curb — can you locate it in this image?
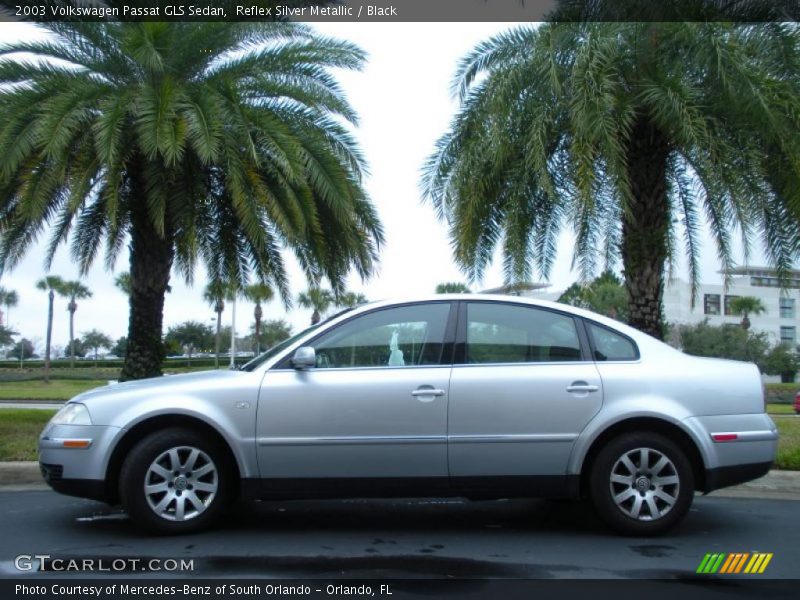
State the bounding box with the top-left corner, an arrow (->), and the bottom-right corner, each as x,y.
1,461 -> 799,498
0,461 -> 43,486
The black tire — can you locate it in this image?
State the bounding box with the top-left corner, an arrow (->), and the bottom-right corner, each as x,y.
589,432 -> 694,536
119,427 -> 234,534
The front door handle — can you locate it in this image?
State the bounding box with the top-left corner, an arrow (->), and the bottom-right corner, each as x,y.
566,382 -> 599,393
411,388 -> 445,398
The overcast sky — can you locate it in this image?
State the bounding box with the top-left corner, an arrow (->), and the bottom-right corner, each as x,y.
0,21 -> 760,353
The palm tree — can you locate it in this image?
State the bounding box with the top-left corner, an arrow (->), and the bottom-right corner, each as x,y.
0,23 -> 383,380
60,280 -> 92,369
423,18 -> 800,339
114,273 -> 131,296
203,279 -> 231,369
35,275 -> 65,381
242,283 -> 274,356
298,288 -> 335,325
336,291 -> 368,308
729,296 -> 767,331
0,286 -> 18,328
435,282 -> 471,294
0,324 -> 14,348
82,329 -> 113,361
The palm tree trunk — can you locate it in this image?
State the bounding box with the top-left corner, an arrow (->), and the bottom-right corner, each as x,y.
229,297 -> 236,370
215,309 -> 222,369
68,303 -> 76,369
44,289 -> 54,383
254,303 -> 262,356
621,118 -> 670,340
311,309 -> 320,325
120,174 -> 174,381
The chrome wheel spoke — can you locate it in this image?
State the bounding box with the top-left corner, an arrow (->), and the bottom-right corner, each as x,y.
192,481 -> 216,493
630,495 -> 644,518
614,488 -> 636,504
645,496 -> 660,518
620,455 -> 637,475
651,456 -> 669,476
611,473 -> 633,485
149,464 -> 172,480
652,475 -> 678,487
639,448 -> 649,470
153,492 -> 173,514
186,491 -> 205,512
167,449 -> 181,472
654,489 -> 677,505
145,482 -> 169,495
184,448 -> 200,471
174,496 -> 186,521
192,463 -> 214,478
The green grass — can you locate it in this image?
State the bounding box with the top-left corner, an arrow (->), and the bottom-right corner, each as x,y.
0,409 -> 57,461
768,403 -> 796,415
0,380 -> 106,400
775,417 -> 800,471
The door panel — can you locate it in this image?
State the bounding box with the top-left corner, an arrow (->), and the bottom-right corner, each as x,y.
258,367 -> 451,478
256,302 -> 453,480
448,302 -> 603,477
449,363 -> 602,476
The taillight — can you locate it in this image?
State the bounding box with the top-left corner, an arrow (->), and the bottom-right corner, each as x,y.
763,383 -> 768,412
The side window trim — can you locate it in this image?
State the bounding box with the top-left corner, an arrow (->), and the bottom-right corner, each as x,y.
582,319 -> 641,362
454,300 -> 590,366
271,301 -> 457,370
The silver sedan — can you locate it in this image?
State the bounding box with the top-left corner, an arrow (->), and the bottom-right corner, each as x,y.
39,295 -> 778,535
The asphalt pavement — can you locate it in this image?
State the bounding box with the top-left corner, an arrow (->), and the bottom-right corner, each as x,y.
0,490 -> 796,579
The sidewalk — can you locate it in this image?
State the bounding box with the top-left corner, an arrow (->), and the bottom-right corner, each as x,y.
1,461 -> 798,498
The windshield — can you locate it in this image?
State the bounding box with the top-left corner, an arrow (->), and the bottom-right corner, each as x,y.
238,307 -> 358,372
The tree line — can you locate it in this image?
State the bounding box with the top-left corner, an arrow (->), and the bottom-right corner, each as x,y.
1,9 -> 798,380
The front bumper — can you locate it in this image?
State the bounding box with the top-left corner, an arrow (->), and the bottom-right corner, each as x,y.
39,464 -> 109,502
38,423 -> 122,501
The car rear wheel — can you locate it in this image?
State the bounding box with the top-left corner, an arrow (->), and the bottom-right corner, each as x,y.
589,432 -> 694,536
119,427 -> 234,534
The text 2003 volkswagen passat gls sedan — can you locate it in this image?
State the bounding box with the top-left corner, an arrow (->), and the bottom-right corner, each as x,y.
39,295 -> 778,535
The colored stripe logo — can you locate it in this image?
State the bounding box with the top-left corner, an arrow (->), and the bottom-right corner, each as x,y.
696,552 -> 773,574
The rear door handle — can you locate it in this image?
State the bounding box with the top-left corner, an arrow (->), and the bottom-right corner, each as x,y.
566,383 -> 599,393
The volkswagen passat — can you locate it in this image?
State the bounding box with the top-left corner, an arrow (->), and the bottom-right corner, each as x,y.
39,296 -> 778,535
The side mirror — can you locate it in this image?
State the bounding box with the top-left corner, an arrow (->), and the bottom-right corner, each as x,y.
291,346 -> 316,370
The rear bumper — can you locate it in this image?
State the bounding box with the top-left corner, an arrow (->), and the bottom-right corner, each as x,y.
703,461 -> 773,493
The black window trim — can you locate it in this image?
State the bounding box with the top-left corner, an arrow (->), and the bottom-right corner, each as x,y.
454,299 -> 592,366
271,300 -> 459,370
582,318 -> 641,362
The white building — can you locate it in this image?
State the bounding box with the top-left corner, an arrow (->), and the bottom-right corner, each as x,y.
662,266 -> 800,348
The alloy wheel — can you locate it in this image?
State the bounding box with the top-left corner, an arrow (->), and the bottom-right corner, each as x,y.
143,446 -> 218,522
608,447 -> 680,521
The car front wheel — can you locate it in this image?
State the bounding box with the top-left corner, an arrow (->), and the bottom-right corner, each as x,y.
589,432 -> 694,536
119,427 -> 234,534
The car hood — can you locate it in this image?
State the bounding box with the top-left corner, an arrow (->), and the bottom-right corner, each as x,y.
71,369 -> 250,404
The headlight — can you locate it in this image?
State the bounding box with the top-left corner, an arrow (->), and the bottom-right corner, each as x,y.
50,403 -> 92,426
